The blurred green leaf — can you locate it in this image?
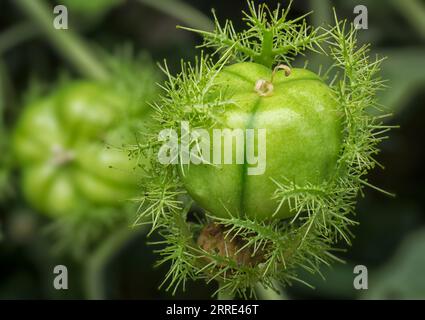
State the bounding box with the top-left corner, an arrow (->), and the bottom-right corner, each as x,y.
15,0 -> 110,81
137,0 -> 214,31
390,0 -> 425,40
365,228 -> 425,299
378,48 -> 425,115
285,262 -> 360,299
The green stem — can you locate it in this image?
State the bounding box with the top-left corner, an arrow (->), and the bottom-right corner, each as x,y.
14,0 -> 109,81
0,22 -> 38,55
84,227 -> 143,299
309,0 -> 332,27
256,29 -> 274,68
137,0 -> 214,31
0,58 -> 16,130
0,60 -> 7,127
174,200 -> 194,238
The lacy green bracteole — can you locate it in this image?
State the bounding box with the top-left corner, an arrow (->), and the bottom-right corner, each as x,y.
135,1 -> 390,298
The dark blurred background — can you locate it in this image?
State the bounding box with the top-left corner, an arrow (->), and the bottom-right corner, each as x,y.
0,0 -> 424,299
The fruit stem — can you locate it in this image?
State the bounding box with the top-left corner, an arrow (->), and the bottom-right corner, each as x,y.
255,29 -> 274,68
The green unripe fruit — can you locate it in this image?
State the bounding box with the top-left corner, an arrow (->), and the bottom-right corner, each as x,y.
181,62 -> 342,221
13,82 -> 143,217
